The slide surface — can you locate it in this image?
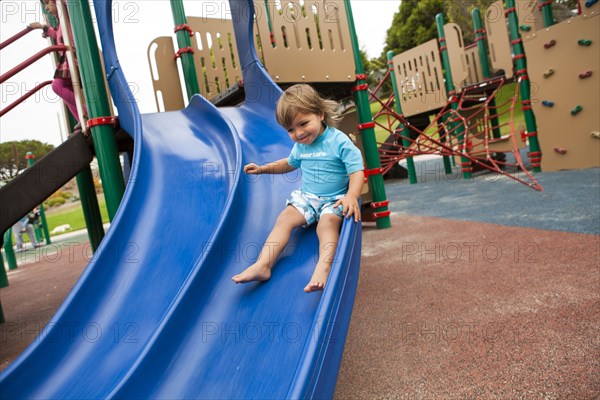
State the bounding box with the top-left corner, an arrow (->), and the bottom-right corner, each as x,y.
0,0 -> 361,398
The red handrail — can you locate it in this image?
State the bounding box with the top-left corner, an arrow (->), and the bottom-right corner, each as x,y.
0,45 -> 67,84
0,27 -> 34,51
0,80 -> 53,117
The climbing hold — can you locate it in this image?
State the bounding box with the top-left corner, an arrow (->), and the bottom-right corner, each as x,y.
591,131 -> 600,139
519,25 -> 531,31
553,147 -> 567,155
579,70 -> 593,79
571,105 -> 583,115
578,39 -> 592,46
544,40 -> 556,49
542,100 -> 554,107
586,0 -> 598,7
543,69 -> 555,78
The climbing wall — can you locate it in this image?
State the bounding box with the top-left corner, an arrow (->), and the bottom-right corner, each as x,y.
524,2 -> 599,171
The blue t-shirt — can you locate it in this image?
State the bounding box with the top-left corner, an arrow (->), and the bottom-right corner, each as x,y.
287,126 -> 364,197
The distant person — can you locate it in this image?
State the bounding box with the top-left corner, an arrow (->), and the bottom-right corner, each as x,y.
232,84 -> 364,292
12,215 -> 40,252
29,0 -> 83,126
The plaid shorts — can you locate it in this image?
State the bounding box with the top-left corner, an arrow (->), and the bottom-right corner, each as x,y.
286,190 -> 344,226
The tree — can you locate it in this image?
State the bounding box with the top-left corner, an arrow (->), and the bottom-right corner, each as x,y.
444,0 -> 498,44
0,140 -> 54,183
383,0 -> 444,57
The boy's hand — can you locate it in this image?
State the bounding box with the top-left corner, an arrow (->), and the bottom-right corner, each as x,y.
244,163 -> 261,174
334,194 -> 361,222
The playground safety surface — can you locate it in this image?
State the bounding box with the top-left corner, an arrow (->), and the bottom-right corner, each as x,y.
1,164 -> 599,398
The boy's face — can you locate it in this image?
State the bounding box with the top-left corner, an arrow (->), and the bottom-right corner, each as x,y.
285,111 -> 325,145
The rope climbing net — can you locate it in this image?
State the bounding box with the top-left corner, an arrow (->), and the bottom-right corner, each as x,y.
371,75 -> 543,191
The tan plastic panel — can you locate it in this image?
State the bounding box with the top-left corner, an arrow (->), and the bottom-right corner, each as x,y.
524,14 -> 599,171
147,37 -> 185,112
443,23 -> 469,88
254,0 -> 354,83
464,44 -> 484,84
581,0 -> 600,19
392,39 -> 446,117
515,0 -> 543,41
188,16 -> 242,101
337,110 -> 370,197
485,1 -> 514,79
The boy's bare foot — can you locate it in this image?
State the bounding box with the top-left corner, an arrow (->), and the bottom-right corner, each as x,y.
304,265 -> 331,293
232,263 -> 271,284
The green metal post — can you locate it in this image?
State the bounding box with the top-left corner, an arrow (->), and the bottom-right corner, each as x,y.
76,166 -> 105,252
263,0 -> 275,47
436,13 -> 471,179
170,0 -> 200,100
504,0 -> 542,172
539,0 -> 554,27
66,0 -> 125,220
64,112 -> 104,251
0,251 -> 8,287
0,243 -> 5,323
1,241 -> 8,323
472,8 -> 502,141
387,51 -> 417,184
344,0 -> 391,229
25,152 -> 51,244
3,230 -> 17,271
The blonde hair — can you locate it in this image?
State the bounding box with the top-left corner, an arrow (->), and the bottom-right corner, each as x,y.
276,84 -> 341,128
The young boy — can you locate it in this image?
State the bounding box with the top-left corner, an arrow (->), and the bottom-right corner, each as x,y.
232,84 -> 364,292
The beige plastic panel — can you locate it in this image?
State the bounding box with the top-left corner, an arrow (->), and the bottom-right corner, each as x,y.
255,0 -> 354,83
515,0 -> 543,41
524,13 -> 599,171
188,16 -> 242,101
464,44 -> 484,84
485,1 -> 514,79
581,0 -> 600,19
337,110 -> 370,197
147,37 -> 185,112
392,39 -> 445,117
443,23 -> 469,88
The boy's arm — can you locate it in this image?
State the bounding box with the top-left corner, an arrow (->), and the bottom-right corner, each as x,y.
244,158 -> 296,174
347,170 -> 365,199
334,170 -> 365,222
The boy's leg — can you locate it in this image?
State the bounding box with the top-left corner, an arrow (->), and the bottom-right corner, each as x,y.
304,214 -> 342,293
232,206 -> 306,283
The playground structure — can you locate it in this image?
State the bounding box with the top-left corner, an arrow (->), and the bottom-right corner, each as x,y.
0,0 -> 598,396
369,0 -> 598,184
0,0 -> 379,397
149,1 -> 356,110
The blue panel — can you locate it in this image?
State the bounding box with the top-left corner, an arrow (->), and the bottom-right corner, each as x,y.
0,0 -> 361,398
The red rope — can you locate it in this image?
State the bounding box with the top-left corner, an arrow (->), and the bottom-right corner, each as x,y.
373,75 -> 543,191
352,83 -> 368,93
174,24 -> 194,36
174,47 -> 194,59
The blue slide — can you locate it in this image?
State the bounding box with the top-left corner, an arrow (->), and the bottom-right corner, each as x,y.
0,1 -> 361,398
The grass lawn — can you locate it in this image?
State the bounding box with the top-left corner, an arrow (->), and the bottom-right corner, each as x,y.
43,197 -> 110,235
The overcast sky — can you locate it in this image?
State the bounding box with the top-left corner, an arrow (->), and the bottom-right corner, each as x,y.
1,0 -> 400,146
